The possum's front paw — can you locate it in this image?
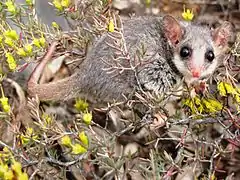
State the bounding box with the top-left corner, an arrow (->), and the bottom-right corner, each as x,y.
193,81 -> 208,94
189,80 -> 208,98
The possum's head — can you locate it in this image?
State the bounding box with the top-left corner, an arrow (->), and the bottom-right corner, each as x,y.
163,15 -> 233,84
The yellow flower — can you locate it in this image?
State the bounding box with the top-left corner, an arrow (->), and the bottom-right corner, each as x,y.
194,97 -> 204,113
217,82 -> 227,96
5,52 -> 17,71
52,0 -> 63,11
208,99 -> 223,110
108,19 -> 115,32
26,127 -> 33,135
78,131 -> 89,147
5,0 -> 17,14
20,135 -> 30,145
32,38 -> 41,48
202,98 -> 222,113
27,128 -> 38,139
17,48 -> 27,57
4,30 -> 19,41
224,83 -> 237,94
0,86 -> 11,113
25,0 -> 33,6
24,44 -> 33,54
74,98 -> 88,112
11,161 -> 29,179
61,135 -> 72,147
4,37 -> 14,47
39,37 -> 46,47
184,98 -> 196,114
42,113 -> 52,125
2,104 -> 10,113
182,6 -> 194,21
3,147 -> 11,155
145,0 -> 151,7
11,161 -> 22,175
0,35 -> 3,44
202,100 -> 214,113
20,127 -> 38,145
82,112 -> 92,125
210,173 -> 216,180
4,170 -> 14,180
0,164 -> 9,175
217,82 -> 237,96
52,22 -> 60,29
61,0 -> 70,8
18,172 -> 28,180
235,94 -> 240,104
71,144 -> 87,155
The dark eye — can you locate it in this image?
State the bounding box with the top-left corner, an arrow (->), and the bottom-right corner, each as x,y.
180,46 -> 191,58
205,50 -> 215,62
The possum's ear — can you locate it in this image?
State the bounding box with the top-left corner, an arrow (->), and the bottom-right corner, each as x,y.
163,15 -> 183,46
212,21 -> 233,48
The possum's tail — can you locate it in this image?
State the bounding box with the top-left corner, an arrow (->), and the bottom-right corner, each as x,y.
27,41 -> 77,101
27,76 -> 77,101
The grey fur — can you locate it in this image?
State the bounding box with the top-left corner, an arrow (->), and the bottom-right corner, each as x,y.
27,15 -> 232,104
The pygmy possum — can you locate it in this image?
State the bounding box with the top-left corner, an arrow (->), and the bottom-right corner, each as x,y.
27,15 -> 233,104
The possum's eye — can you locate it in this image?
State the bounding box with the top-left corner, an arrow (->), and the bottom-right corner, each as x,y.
180,46 -> 191,58
205,50 -> 215,62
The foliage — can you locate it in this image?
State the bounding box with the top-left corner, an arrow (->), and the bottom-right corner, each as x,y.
0,0 -> 239,179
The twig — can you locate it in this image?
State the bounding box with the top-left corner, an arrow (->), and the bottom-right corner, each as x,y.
169,116 -> 225,125
44,156 -> 83,167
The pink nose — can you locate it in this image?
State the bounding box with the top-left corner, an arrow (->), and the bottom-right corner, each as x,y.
191,70 -> 200,78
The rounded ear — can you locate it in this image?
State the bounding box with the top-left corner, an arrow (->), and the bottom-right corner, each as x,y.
212,21 -> 233,47
163,15 -> 183,45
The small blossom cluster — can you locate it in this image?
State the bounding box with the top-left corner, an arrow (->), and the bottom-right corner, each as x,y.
218,81 -> 240,110
108,19 -> 115,32
0,0 -> 45,72
184,96 -> 223,114
182,5 -> 194,21
59,98 -> 93,155
19,127 -> 39,146
61,131 -> 89,155
4,0 -> 33,15
0,147 -> 28,180
0,28 -> 19,71
184,81 -> 240,115
4,0 -> 18,15
52,0 -> 71,11
0,86 -> 11,113
0,26 -> 46,71
74,98 -> 92,125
